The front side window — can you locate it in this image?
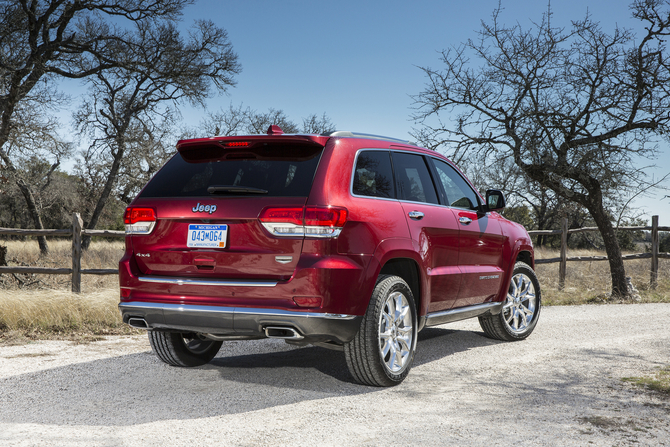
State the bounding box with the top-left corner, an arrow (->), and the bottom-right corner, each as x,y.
431,159 -> 480,210
352,150 -> 395,198
391,152 -> 439,204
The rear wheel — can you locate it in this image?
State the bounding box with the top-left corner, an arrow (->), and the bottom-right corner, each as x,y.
479,262 -> 541,341
344,275 -> 418,386
148,331 -> 222,367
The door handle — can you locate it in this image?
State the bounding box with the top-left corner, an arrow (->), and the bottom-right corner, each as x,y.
408,211 -> 424,220
459,216 -> 472,225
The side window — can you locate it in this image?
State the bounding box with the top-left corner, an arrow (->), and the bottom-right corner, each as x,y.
391,152 -> 439,204
352,150 -> 395,198
431,159 -> 480,210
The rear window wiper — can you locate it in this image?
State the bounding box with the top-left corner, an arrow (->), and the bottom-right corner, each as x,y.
207,185 -> 268,194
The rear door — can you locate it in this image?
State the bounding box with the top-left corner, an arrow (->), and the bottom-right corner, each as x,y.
391,151 -> 462,313
129,139 -> 324,281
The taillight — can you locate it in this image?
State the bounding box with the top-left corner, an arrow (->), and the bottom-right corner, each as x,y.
124,207 -> 156,234
258,207 -> 304,225
259,206 -> 348,238
304,207 -> 348,227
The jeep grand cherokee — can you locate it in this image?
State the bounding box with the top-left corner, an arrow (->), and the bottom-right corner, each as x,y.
119,126 -> 541,386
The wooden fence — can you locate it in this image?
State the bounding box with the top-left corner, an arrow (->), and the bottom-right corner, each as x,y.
528,216 -> 670,290
0,213 -> 668,293
0,213 -> 124,292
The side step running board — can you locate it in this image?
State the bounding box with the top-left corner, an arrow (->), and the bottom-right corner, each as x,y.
424,302 -> 502,327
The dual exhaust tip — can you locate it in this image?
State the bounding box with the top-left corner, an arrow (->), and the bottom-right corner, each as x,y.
264,326 -> 304,340
127,318 -> 303,341
128,317 -> 149,329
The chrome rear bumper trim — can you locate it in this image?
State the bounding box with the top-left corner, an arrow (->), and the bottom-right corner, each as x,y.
138,276 -> 278,287
119,301 -> 358,321
119,301 -> 361,343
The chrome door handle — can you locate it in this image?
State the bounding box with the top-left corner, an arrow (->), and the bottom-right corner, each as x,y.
459,216 -> 472,225
408,211 -> 424,220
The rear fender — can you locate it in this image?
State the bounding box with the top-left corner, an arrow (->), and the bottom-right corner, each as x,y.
364,238 -> 427,317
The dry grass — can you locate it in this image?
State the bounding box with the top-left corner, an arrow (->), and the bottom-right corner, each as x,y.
0,239 -> 137,343
0,239 -> 123,290
534,248 -> 670,305
0,288 -> 139,344
0,240 -> 669,341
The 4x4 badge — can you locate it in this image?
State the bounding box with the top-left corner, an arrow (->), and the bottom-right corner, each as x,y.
192,203 -> 217,214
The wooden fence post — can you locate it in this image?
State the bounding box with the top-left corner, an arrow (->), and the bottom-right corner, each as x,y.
559,217 -> 568,290
651,215 -> 659,290
71,213 -> 83,293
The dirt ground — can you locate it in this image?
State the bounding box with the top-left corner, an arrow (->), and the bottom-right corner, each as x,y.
1,303 -> 669,446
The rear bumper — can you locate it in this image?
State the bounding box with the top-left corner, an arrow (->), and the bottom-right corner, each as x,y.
119,301 -> 362,344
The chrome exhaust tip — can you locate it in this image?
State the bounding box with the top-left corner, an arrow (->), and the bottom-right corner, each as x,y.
264,326 -> 304,340
128,317 -> 149,329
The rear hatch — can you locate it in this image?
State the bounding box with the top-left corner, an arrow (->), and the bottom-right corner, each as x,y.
127,135 -> 328,281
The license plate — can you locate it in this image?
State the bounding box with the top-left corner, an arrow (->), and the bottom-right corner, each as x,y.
187,224 -> 228,248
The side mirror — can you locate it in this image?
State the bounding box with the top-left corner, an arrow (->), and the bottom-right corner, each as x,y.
485,189 -> 506,212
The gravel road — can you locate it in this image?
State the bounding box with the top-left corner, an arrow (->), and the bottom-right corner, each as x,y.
1,303 -> 669,446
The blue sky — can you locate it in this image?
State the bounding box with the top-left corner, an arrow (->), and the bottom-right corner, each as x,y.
175,0 -> 670,226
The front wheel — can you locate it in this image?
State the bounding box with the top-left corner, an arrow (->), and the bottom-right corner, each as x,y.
479,262 -> 541,341
344,275 -> 418,387
148,331 -> 222,367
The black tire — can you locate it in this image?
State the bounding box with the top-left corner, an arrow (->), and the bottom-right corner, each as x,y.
344,275 -> 418,387
479,261 -> 541,341
148,331 -> 223,367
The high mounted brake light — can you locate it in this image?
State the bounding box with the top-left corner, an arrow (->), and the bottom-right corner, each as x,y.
259,206 -> 348,238
124,207 -> 156,234
221,141 -> 250,147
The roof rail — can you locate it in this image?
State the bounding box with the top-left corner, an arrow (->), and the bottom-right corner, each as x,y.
324,131 -> 412,145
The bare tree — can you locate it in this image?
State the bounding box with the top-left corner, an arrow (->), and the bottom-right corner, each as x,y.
74,18 -> 240,248
0,0 -> 192,254
195,104 -> 336,137
245,108 -> 300,134
1,104 -> 72,252
301,113 -> 336,134
413,1 -> 670,298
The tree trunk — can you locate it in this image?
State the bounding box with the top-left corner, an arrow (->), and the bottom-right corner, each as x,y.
0,109 -> 49,255
82,144 -> 125,249
586,202 -> 629,298
16,178 -> 49,255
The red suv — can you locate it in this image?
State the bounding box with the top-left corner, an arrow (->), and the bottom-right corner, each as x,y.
119,127 -> 541,386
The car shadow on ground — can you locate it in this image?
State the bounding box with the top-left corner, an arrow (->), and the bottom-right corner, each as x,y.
0,327 -> 496,427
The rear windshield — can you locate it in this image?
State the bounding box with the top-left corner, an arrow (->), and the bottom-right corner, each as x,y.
139,143 -> 323,198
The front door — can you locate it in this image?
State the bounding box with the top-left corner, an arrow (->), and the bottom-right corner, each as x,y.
429,158 -> 505,308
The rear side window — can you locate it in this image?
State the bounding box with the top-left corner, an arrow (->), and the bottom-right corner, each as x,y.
391,152 -> 439,204
139,144 -> 323,198
352,151 -> 395,198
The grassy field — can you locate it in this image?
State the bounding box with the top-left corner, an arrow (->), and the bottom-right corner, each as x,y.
1,239 -> 669,342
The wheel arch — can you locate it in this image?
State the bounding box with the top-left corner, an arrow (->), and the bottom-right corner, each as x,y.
379,258 -> 422,316
497,238 -> 536,302
366,238 -> 426,320
515,249 -> 533,269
